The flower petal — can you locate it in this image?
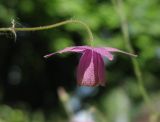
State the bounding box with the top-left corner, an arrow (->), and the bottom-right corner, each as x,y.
93,47 -> 137,60
77,50 -> 95,86
44,46 -> 92,58
95,52 -> 105,86
101,47 -> 137,57
93,48 -> 114,60
77,50 -> 105,86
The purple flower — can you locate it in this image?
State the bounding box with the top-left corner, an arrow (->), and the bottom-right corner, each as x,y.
44,46 -> 136,86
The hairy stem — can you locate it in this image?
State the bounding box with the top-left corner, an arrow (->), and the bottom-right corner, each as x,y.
0,19 -> 93,44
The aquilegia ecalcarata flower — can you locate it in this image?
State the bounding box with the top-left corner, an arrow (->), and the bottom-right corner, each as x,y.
44,46 -> 136,86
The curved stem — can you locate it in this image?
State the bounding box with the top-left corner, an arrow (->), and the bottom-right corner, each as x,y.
0,19 -> 93,45
112,0 -> 155,112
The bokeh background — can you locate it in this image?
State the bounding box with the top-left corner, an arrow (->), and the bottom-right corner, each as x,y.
0,0 -> 160,122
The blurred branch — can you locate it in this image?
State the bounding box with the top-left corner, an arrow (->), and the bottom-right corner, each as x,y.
57,87 -> 73,118
112,0 -> 156,113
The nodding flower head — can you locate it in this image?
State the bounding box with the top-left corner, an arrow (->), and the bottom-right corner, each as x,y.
44,46 -> 136,86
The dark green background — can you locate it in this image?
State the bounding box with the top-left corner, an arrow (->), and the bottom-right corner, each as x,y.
0,0 -> 159,121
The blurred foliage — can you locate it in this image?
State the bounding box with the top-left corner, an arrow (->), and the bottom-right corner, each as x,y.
0,0 -> 160,122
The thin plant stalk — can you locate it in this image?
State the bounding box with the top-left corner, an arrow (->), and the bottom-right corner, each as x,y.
0,19 -> 93,45
112,0 -> 155,112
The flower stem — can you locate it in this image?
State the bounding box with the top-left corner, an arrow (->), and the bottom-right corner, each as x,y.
0,19 -> 93,45
112,0 -> 155,112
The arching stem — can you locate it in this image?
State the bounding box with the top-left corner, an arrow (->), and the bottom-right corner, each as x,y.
0,19 -> 93,45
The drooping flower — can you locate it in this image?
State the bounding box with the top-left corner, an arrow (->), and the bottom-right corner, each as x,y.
44,46 -> 136,86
